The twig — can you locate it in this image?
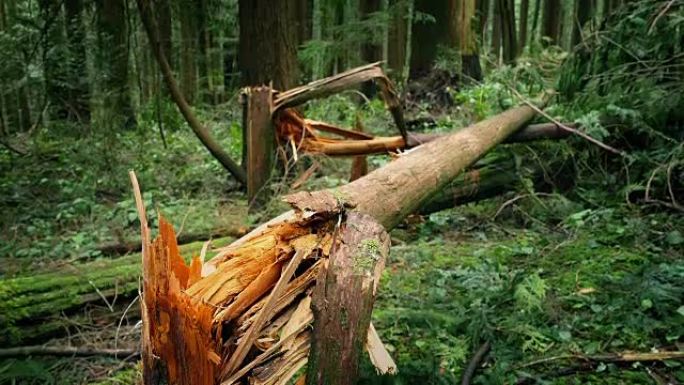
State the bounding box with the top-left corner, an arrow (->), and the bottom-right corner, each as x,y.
114,295 -> 140,358
460,341 -> 491,385
519,351 -> 684,369
88,280 -> 114,312
509,88 -> 624,155
0,346 -> 139,359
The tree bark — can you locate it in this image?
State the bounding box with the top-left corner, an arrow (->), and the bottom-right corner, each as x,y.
307,212 -> 389,385
245,87 -> 275,207
239,0 -> 299,90
136,0 -> 247,184
542,0 -> 561,46
531,0 -> 542,43
518,0 -> 529,54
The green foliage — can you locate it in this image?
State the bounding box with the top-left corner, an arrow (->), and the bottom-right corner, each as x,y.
363,199 -> 683,384
557,0 -> 684,204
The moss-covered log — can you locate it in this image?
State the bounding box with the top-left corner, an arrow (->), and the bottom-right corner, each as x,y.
0,237 -> 234,346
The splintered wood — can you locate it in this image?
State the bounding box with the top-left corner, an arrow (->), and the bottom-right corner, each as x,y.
137,188 -> 395,385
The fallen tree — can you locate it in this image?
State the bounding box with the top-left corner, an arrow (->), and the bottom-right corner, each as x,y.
135,92 -> 550,385
0,157 -> 550,348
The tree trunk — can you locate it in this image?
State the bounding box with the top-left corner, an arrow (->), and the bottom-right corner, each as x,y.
500,0 -> 517,63
518,0 -> 529,54
155,0 -> 172,66
136,90 -> 549,384
387,0 -> 408,80
491,0 -> 501,61
531,0 -> 542,43
542,0 -> 561,46
459,0 -> 482,82
64,0 -> 90,122
571,0 -> 594,46
97,0 -> 136,129
238,0 -> 299,90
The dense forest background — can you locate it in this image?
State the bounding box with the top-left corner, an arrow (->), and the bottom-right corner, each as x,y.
0,0 -> 682,384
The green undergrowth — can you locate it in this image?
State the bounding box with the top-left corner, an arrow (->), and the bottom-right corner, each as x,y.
360,199 -> 683,385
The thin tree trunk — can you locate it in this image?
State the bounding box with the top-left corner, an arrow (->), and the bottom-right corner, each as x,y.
491,0 -> 501,61
459,0 -> 482,82
542,0 -> 561,46
518,0 -> 529,54
239,0 -> 299,90
531,0 -> 541,43
387,0 -> 408,80
500,0 -> 517,63
64,0 -> 90,122
154,0 -> 172,66
97,0 -> 136,129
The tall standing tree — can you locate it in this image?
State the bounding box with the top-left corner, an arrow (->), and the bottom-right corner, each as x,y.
64,0 -> 90,122
499,0 -> 517,63
571,0 -> 594,46
238,0 -> 299,90
97,0 -> 136,128
491,0 -> 501,60
518,0 -> 529,54
531,0 -> 542,44
542,0 -> 561,46
458,0 -> 482,81
387,0 -> 409,80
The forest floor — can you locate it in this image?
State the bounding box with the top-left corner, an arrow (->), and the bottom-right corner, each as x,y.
1,71 -> 682,384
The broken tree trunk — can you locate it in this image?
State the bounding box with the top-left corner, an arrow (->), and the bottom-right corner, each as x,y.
137,94 -> 549,385
277,110 -> 572,156
244,87 -> 275,206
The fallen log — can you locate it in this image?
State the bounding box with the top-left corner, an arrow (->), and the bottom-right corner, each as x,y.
0,346 -> 140,359
0,237 -> 234,346
419,160 -> 545,215
136,92 -> 550,385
